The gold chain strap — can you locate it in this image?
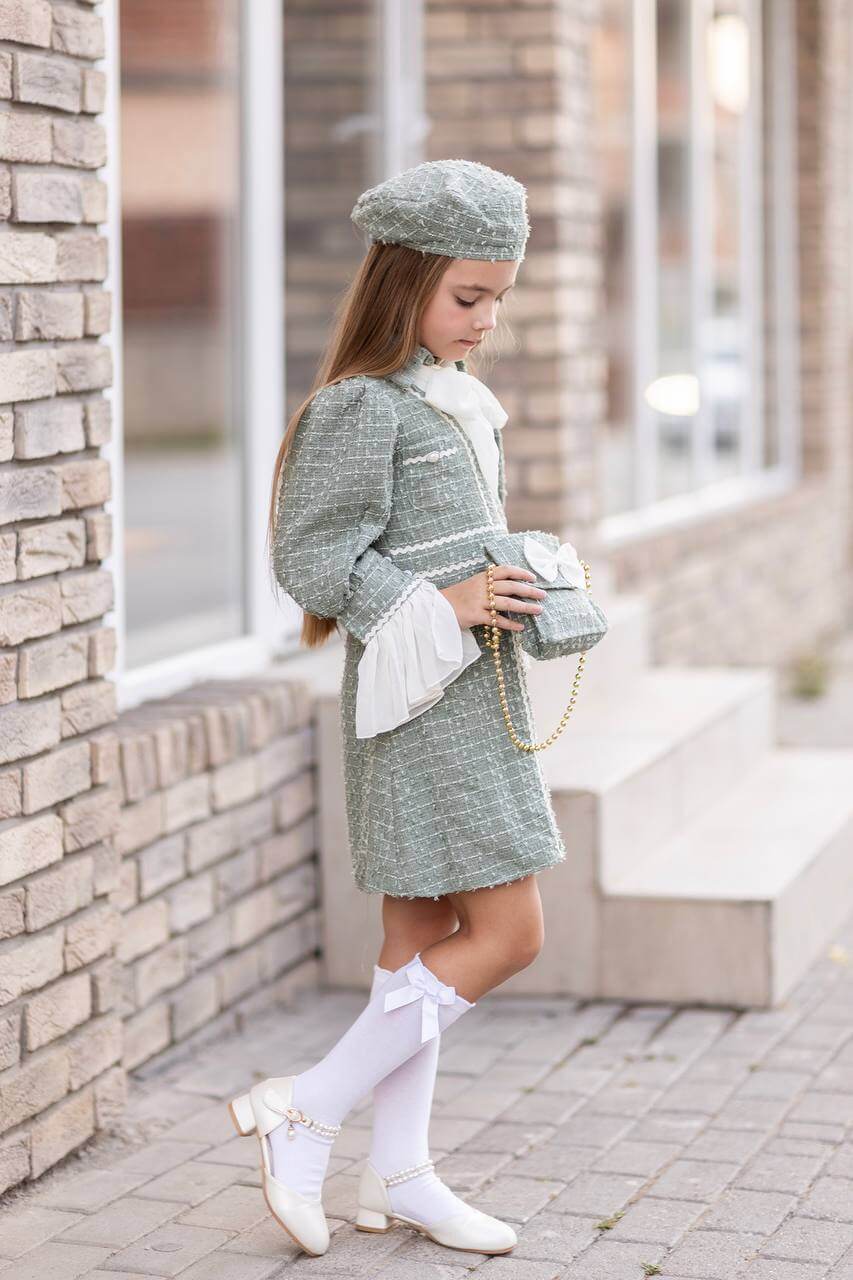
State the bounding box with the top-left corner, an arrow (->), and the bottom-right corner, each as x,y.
483,559 -> 592,752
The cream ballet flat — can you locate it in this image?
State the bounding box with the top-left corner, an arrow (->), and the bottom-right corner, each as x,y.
355,1157 -> 517,1254
228,1075 -> 340,1257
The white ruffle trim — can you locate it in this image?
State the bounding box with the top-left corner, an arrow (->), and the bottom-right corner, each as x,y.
355,578 -> 482,739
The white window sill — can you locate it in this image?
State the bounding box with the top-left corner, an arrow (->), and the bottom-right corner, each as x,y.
597,465 -> 798,550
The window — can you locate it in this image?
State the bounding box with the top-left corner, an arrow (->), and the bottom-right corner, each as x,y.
112,2 -> 285,709
593,0 -> 798,533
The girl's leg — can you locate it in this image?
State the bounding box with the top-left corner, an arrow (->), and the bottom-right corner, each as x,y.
427,872 -> 546,1001
268,876 -> 544,1201
368,875 -> 540,1223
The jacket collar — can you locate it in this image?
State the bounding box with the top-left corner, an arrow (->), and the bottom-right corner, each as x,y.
387,342 -> 467,392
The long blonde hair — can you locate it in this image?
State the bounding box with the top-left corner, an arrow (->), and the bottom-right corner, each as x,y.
267,242 -> 486,649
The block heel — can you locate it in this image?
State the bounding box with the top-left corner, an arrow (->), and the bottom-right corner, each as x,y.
355,1206 -> 392,1232
228,1092 -> 256,1136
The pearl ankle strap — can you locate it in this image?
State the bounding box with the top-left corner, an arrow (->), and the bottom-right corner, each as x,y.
264,1091 -> 341,1142
382,1157 -> 435,1186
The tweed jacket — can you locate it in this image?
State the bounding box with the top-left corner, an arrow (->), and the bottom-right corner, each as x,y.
273,343 -> 567,899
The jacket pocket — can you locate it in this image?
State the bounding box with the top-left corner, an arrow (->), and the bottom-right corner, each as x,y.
400,446 -> 459,512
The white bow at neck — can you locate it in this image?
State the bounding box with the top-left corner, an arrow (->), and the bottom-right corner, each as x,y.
410,361 -> 508,502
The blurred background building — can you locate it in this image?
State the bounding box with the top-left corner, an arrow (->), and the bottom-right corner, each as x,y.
0,0 -> 850,1191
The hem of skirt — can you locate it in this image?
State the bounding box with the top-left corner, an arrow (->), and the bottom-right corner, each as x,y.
352,847 -> 567,900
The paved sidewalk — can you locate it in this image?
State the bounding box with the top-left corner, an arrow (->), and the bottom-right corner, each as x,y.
3,920 -> 853,1279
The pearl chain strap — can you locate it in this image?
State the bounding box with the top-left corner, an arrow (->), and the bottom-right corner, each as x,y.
265,1093 -> 342,1142
382,1157 -> 435,1187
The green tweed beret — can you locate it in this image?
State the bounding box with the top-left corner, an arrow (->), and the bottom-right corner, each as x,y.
350,158 -> 530,262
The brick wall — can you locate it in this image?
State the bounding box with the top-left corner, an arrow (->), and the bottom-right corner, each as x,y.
0,1 -> 322,1195
113,680 -> 321,1075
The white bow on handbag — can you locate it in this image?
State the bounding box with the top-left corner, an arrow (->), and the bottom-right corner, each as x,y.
522,534 -> 585,588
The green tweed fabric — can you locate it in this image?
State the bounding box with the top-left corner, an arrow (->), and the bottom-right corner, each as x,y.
351,159 -> 530,262
273,344 -> 566,899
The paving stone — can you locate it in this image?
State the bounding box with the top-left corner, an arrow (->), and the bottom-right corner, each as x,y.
0,1205 -> 82,1259
606,1195 -> 707,1245
764,1218 -> 853,1265
591,1139 -> 681,1177
179,1185 -> 267,1232
789,1094 -> 853,1128
737,1152 -> 829,1195
369,1262 -> 471,1280
470,1174 -> 564,1222
35,1169 -> 150,1212
550,1113 -> 634,1149
59,1197 -> 184,1248
741,1261 -> 829,1279
112,1141 -> 211,1177
624,1111 -> 709,1145
434,1149 -> 515,1191
511,1210 -> 599,1261
824,1146 -> 853,1179
164,1257 -> 281,1280
560,1237 -> 667,1279
651,1157 -> 740,1202
106,1223 -> 233,1276
7,1241 -> 111,1280
684,1126 -> 766,1164
663,1229 -> 765,1276
735,1070 -> 814,1100
133,1160 -> 239,1206
800,1176 -> 853,1222
714,1097 -> 796,1131
460,1121 -> 553,1156
510,1143 -> 589,1183
195,1136 -> 259,1169
548,1171 -> 645,1216
702,1187 -> 797,1235
458,1260 -> 564,1279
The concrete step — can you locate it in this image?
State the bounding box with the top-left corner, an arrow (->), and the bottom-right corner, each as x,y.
600,748 -> 853,1006
527,665 -> 777,887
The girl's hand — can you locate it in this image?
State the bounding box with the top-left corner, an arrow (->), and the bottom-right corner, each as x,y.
438,565 -> 547,631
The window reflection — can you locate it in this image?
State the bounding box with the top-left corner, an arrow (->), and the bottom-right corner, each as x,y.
120,1 -> 243,667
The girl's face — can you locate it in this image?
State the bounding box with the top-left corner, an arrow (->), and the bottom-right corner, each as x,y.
419,258 -> 519,363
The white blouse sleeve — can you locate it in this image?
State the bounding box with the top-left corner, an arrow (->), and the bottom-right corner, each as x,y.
355,578 -> 482,739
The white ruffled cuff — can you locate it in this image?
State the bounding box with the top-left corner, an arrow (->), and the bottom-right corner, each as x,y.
355,578 -> 482,739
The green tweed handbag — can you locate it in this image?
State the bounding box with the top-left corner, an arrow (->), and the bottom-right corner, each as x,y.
480,529 -> 609,751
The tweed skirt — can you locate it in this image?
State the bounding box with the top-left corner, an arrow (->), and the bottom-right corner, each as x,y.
340,620 -> 567,899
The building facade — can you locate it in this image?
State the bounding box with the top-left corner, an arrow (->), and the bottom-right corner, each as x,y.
0,0 -> 850,1191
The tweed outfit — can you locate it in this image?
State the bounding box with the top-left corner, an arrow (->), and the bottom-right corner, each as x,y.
351,157 -> 530,262
273,343 -> 567,899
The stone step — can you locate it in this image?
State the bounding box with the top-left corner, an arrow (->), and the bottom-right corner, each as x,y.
527,665 -> 777,887
599,748 -> 853,1006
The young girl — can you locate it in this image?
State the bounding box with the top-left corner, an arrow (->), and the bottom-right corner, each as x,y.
229,159 -> 567,1258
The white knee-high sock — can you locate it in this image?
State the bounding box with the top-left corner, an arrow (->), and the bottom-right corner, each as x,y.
368,964 -> 483,1227
267,952 -> 474,1199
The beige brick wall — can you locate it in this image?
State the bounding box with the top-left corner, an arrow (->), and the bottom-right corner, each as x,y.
0,0 -> 121,1193
112,679 -> 321,1075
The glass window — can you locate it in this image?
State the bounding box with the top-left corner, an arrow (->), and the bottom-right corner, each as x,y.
120,1 -> 244,668
594,0 -> 769,519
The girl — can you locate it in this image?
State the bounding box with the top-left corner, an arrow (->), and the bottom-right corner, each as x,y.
229,159 -> 567,1258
